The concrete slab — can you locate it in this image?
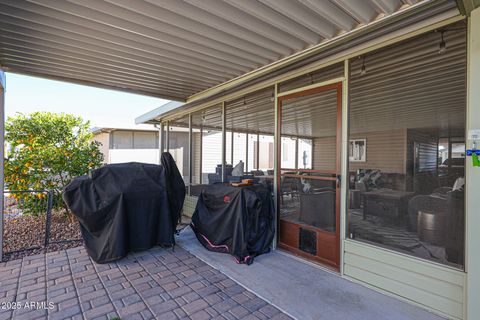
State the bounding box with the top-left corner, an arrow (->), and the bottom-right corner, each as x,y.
177,226 -> 446,320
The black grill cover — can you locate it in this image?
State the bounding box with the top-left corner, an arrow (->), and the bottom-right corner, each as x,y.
191,184 -> 274,264
63,153 -> 185,263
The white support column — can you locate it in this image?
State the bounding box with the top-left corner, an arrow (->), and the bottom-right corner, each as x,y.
199,126 -> 203,184
188,114 -> 193,188
466,7 -> 480,320
230,130 -> 234,165
339,60 -> 349,275
294,138 -> 299,169
221,102 -> 226,182
245,133 -> 249,172
0,71 -> 5,262
159,122 -> 165,161
273,83 -> 279,250
165,121 -> 170,153
256,134 -> 260,170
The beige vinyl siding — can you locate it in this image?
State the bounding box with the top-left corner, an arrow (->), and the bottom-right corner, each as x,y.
279,62 -> 344,93
202,131 -> 222,182
349,129 -> 407,174
344,240 -> 465,319
313,130 -> 406,173
312,136 -> 336,171
92,132 -> 110,164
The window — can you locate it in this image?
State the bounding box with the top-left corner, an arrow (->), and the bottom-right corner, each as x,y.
133,131 -> 157,149
347,23 -> 466,269
111,131 -> 133,149
225,88 -> 275,174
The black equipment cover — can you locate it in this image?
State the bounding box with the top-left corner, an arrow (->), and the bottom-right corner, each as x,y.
63,153 -> 185,263
191,184 -> 274,264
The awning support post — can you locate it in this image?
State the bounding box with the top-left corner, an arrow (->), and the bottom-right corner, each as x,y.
294,138 -> 299,169
466,7 -> 480,320
188,114 -> 193,192
245,134 -> 249,172
256,134 -> 260,170
230,130 -> 234,165
273,83 -> 279,251
165,121 -> 170,153
221,102 -> 226,182
159,122 -> 165,161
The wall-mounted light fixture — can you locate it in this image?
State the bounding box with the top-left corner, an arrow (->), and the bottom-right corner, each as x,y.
360,56 -> 367,76
438,30 -> 446,54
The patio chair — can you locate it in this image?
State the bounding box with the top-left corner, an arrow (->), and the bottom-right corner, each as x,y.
299,189 -> 336,231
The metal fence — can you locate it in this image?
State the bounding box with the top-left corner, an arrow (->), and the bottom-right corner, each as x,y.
2,190 -> 82,261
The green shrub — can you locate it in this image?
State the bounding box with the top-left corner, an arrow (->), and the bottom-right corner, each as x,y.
4,112 -> 104,215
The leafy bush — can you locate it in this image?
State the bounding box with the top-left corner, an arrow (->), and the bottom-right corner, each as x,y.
4,112 -> 104,215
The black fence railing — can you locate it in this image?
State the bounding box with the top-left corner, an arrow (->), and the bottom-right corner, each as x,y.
2,189 -> 82,260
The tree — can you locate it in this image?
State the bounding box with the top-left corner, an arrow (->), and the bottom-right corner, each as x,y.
4,112 -> 104,215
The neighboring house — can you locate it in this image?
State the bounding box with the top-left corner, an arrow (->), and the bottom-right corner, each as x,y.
91,126 -> 189,177
91,126 -> 159,165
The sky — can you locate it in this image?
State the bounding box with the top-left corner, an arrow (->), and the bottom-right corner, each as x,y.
4,72 -> 168,129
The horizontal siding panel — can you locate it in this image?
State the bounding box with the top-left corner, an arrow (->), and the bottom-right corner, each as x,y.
345,241 -> 465,284
344,240 -> 465,319
344,252 -> 463,303
344,264 -> 463,319
349,129 -> 406,174
279,62 -> 344,93
313,136 -> 336,170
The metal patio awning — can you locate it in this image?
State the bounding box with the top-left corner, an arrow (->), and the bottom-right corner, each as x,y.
0,0 -> 461,102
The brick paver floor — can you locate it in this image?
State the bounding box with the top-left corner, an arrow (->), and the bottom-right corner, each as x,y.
0,246 -> 293,320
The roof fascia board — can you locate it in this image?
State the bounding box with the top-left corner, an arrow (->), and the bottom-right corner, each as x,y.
135,101 -> 183,124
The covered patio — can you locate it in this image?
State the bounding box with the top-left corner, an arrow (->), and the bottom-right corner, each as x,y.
1,1 -> 480,320
0,231 -> 444,320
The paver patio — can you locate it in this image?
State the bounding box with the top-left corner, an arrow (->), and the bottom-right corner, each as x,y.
0,246 -> 292,320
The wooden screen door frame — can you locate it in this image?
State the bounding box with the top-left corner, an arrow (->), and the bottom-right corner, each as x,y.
276,82 -> 342,270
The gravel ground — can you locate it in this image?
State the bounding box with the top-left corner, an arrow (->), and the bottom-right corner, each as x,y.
2,214 -> 192,262
2,212 -> 82,262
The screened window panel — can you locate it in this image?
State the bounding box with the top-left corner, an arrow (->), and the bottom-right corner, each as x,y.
225,87 -> 275,176
347,22 -> 466,269
225,87 -> 275,135
258,135 -> 274,171
192,105 -> 223,184
233,133 -> 247,167
248,134 -> 257,171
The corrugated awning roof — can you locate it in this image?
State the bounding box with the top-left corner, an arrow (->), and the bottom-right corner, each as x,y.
0,0 -> 459,102
135,101 -> 183,124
